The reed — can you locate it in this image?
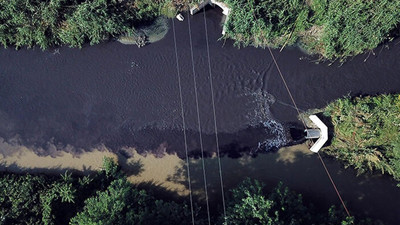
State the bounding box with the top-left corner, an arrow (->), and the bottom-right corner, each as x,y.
323,94 -> 400,184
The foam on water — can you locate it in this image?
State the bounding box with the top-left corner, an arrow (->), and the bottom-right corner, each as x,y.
244,89 -> 288,152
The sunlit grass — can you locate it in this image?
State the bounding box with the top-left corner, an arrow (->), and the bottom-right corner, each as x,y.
323,94 -> 400,184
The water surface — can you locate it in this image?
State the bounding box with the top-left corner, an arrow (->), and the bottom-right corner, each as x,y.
0,7 -> 399,224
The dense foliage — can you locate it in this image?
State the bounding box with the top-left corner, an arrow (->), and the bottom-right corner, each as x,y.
1,0 -> 399,60
223,178 -> 371,225
70,178 -> 195,225
0,158 -> 381,224
323,94 -> 400,183
223,0 -> 311,48
0,158 -> 195,225
222,0 -> 400,60
0,170 -> 84,225
312,0 -> 400,60
0,0 -> 172,49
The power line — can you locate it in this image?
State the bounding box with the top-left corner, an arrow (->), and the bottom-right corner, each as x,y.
266,47 -> 307,129
240,4 -> 350,215
247,0 -> 350,214
187,11 -> 212,225
202,7 -> 227,222
266,46 -> 351,217
317,152 -> 351,217
171,18 -> 196,225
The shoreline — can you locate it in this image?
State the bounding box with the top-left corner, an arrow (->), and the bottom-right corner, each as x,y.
1,143 -> 400,224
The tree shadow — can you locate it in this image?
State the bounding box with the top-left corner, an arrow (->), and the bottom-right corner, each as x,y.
132,180 -> 186,203
0,161 -> 92,176
116,152 -> 144,177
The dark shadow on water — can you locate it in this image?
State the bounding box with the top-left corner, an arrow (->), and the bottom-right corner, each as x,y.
133,180 -> 186,203
0,161 -> 94,175
166,150 -> 400,225
116,152 -> 144,177
104,124 -> 284,160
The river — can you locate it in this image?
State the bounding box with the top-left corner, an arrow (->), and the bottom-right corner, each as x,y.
0,6 -> 399,224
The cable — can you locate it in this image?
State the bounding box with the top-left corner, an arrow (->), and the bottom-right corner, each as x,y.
266,47 -> 307,129
247,2 -> 350,213
266,46 -> 351,217
171,18 -> 196,225
202,7 -> 227,222
187,11 -> 212,225
318,152 -> 351,217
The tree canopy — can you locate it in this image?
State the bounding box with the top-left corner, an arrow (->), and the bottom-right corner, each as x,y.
0,158 -> 384,224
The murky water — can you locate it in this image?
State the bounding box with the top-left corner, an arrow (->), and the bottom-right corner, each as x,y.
0,6 -> 399,224
0,8 -> 399,156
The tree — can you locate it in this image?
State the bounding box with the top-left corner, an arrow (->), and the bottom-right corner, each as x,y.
70,177 -> 195,225
223,179 -> 364,225
0,172 -> 76,225
224,179 -> 290,225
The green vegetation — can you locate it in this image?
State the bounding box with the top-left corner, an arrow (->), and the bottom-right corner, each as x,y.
0,157 -> 196,225
0,157 -> 381,224
1,0 -> 399,60
322,94 -> 400,183
0,172 -> 75,225
223,0 -> 311,48
223,178 -> 381,225
222,0 -> 400,60
0,0 -> 177,49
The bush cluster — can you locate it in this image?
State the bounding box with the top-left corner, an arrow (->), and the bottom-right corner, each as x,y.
323,94 -> 400,183
0,158 -> 381,224
222,0 -> 400,60
0,0 -> 171,49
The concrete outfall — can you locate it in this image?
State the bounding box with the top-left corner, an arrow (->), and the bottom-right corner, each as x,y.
190,0 -> 231,35
305,115 -> 328,153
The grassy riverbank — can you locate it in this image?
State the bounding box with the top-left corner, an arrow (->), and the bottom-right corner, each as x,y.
2,0 -> 400,61
315,94 -> 400,183
222,0 -> 400,61
0,0 -> 182,49
0,157 -> 381,225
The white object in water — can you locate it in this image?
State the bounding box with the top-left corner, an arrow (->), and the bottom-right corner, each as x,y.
305,115 -> 328,153
176,13 -> 184,21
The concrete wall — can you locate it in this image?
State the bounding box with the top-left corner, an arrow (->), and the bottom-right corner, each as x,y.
189,0 -> 231,35
211,0 -> 231,15
190,0 -> 230,15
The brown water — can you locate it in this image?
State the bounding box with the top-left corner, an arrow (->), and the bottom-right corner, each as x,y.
2,144 -> 399,224
0,6 -> 399,224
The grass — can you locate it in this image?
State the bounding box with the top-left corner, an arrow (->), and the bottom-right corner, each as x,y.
322,94 -> 400,184
221,0 -> 400,61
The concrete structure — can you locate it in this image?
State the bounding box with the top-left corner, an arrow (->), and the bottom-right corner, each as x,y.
305,129 -> 320,139
176,13 -> 184,21
190,0 -> 231,35
305,115 -> 328,153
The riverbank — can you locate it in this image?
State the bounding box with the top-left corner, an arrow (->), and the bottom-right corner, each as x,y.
3,155 -> 374,224
2,1 -> 400,61
301,94 -> 400,184
1,143 -> 400,224
221,0 -> 400,61
0,0 -> 182,49
0,142 -> 312,196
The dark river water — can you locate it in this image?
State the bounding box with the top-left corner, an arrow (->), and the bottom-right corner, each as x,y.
0,7 -> 399,224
